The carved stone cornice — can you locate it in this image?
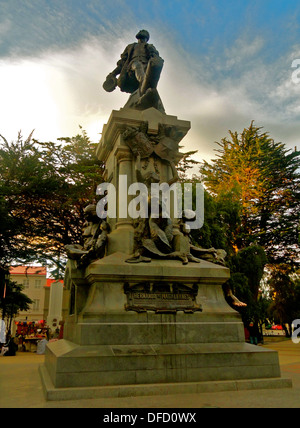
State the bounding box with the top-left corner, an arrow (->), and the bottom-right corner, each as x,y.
114,147 -> 132,163
96,108 -> 191,163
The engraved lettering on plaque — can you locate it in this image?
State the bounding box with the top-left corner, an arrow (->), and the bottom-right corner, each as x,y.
124,282 -> 202,313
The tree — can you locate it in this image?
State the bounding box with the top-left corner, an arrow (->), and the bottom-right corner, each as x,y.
198,122 -> 300,334
0,280 -> 33,334
176,149 -> 242,258
189,188 -> 241,258
199,122 -> 300,267
0,128 -> 104,277
229,245 -> 268,301
267,265 -> 300,337
177,150 -> 200,181
225,245 -> 269,332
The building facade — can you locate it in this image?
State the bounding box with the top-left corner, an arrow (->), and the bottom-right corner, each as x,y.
10,266 -> 47,324
9,266 -> 69,335
43,278 -> 69,329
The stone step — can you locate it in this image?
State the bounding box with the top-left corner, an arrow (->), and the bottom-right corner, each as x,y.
44,340 -> 286,389
39,364 -> 292,402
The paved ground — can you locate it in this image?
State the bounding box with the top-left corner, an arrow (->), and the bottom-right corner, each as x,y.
0,338 -> 299,408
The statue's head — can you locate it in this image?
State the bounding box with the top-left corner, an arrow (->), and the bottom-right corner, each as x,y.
136,29 -> 150,42
182,209 -> 196,221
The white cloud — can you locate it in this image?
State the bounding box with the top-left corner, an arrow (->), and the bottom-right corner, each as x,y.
0,18 -> 12,44
0,37 -> 126,143
0,30 -> 299,165
222,36 -> 265,70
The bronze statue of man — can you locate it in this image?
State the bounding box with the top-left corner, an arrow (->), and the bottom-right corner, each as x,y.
103,30 -> 165,112
64,204 -> 109,268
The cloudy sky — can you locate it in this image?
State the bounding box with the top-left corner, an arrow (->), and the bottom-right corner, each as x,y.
1,0 -> 300,163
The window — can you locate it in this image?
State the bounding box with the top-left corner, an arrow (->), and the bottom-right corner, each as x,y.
22,279 -> 29,288
34,279 -> 42,288
32,300 -> 40,311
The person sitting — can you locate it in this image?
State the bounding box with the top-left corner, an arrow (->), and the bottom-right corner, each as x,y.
0,335 -> 17,356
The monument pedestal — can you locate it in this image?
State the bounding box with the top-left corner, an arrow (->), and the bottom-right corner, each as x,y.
40,107 -> 292,401
39,30 -> 293,400
40,253 -> 292,401
95,108 -> 191,256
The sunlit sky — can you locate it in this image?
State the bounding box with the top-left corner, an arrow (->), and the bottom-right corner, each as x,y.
1,0 -> 300,163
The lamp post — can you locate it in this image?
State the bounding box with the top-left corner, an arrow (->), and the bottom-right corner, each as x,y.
7,285 -> 17,336
2,271 -> 10,321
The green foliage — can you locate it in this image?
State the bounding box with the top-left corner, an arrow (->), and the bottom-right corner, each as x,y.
267,266 -> 300,336
224,245 -> 269,326
1,121 -> 298,331
177,150 -> 199,180
229,245 -> 268,299
0,128 -> 104,277
189,189 -> 241,257
199,121 -> 300,266
0,280 -> 33,330
194,122 -> 300,328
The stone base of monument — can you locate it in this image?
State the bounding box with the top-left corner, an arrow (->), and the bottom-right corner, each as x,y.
39,253 -> 292,401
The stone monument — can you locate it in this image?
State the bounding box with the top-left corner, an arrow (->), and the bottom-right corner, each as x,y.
39,30 -> 291,401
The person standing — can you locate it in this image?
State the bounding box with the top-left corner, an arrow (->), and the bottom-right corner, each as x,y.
0,319 -> 6,345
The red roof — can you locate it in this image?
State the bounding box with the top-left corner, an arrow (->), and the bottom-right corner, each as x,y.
10,266 -> 47,276
45,278 -> 64,288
